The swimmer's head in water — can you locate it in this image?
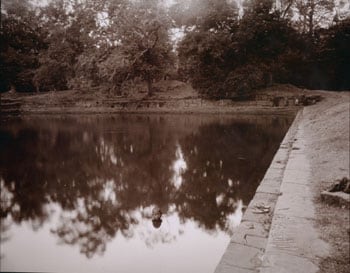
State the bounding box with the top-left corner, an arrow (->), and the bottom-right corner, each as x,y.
152,218 -> 162,229
151,207 -> 162,228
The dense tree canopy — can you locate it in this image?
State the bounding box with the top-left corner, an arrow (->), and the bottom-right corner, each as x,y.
0,0 -> 46,92
0,0 -> 349,96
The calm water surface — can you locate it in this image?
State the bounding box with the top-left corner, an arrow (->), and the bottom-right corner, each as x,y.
0,114 -> 293,273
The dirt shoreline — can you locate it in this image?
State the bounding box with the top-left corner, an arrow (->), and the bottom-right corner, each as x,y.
18,107 -> 299,116
0,83 -> 314,116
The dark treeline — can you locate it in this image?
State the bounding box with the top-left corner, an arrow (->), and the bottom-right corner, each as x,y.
1,0 -> 349,98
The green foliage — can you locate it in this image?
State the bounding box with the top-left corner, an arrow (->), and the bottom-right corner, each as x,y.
1,0 -> 348,96
178,0 -> 302,99
33,59 -> 69,91
272,18 -> 350,90
34,31 -> 78,91
96,48 -> 131,93
323,18 -> 350,90
52,0 -> 175,95
170,0 -> 238,30
178,30 -> 235,97
69,49 -> 101,90
33,0 -> 98,91
237,9 -> 297,61
223,64 -> 266,99
307,18 -> 350,90
292,0 -> 335,37
106,0 -> 174,95
0,0 -> 46,92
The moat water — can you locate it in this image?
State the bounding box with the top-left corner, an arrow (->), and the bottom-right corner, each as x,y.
0,114 -> 293,273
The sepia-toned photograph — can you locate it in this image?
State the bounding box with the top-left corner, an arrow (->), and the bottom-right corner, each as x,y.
0,0 -> 349,272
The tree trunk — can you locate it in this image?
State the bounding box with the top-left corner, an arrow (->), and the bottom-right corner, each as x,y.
147,74 -> 153,96
308,0 -> 315,39
282,0 -> 294,18
303,14 -> 307,33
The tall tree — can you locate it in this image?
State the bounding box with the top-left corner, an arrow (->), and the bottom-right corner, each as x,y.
104,0 -> 174,96
274,0 -> 335,38
178,0 -> 302,98
177,0 -> 239,97
0,0 -> 46,92
170,0 -> 238,30
33,0 -> 99,91
295,0 -> 334,38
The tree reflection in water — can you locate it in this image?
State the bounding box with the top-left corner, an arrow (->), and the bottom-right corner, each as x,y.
0,115 -> 292,258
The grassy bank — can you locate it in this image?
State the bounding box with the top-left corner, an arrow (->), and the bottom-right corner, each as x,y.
1,82 -> 318,115
300,91 -> 349,273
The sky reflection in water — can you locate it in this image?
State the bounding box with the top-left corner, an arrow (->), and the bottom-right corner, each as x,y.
0,114 -> 292,273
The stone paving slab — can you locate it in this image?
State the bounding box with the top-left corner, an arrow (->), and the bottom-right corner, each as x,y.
242,192 -> 279,224
267,165 -> 285,171
275,182 -> 315,219
217,242 -> 264,271
263,214 -> 328,260
282,169 -> 310,184
235,221 -> 270,238
287,151 -> 305,157
284,158 -> 309,171
258,113 -> 329,273
230,233 -> 268,250
215,262 -> 258,273
262,168 -> 285,182
255,183 -> 281,195
272,149 -> 289,160
271,148 -> 290,160
259,177 -> 283,187
230,221 -> 270,250
214,111 -> 306,273
260,251 -> 319,273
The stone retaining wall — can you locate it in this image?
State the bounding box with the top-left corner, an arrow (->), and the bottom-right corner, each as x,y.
214,110 -> 303,273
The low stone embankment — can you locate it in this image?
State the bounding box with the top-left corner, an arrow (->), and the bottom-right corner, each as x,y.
215,91 -> 349,273
215,109 -> 305,273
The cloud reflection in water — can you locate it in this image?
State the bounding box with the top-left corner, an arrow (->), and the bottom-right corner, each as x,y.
0,114 -> 292,264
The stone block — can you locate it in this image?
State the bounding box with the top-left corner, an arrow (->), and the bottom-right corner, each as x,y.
260,177 -> 283,186
321,191 -> 350,208
275,182 -> 315,219
242,192 -> 278,225
231,232 -> 268,250
263,168 -> 284,182
215,262 -> 257,273
256,183 -> 281,195
236,221 -> 270,238
219,242 -> 264,270
272,151 -> 289,161
282,169 -> 310,184
265,214 -> 329,260
260,251 -> 319,273
285,157 -> 309,171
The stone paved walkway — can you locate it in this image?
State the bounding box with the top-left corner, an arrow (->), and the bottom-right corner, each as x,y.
215,109 -> 329,273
